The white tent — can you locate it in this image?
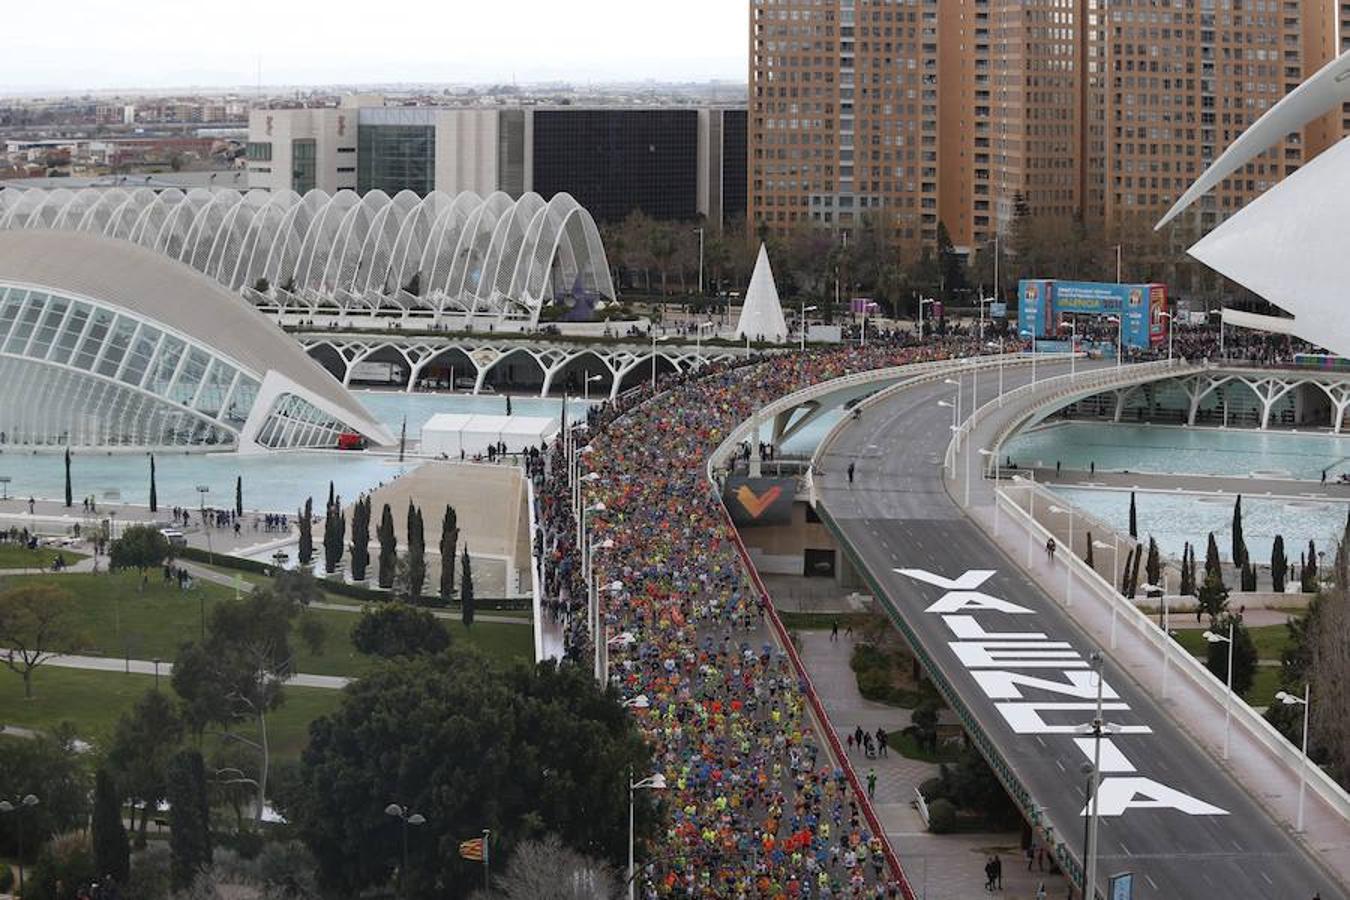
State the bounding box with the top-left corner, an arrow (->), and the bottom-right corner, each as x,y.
735,244 -> 789,344
421,414 -> 557,458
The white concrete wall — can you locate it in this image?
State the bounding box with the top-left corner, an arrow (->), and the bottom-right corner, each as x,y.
247,108 -> 356,194
434,109 -> 501,197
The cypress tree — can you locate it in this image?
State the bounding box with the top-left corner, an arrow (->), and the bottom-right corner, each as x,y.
1271,535 -> 1287,593
1129,542 -> 1144,598
327,480 -> 335,511
166,749 -> 212,891
323,498 -> 345,575
149,455 -> 158,513
1120,546 -> 1136,595
1205,532 -> 1222,581
1128,491 -> 1138,539
1232,495 -> 1247,568
298,497 -> 313,566
1145,536 -> 1161,591
1184,542 -> 1197,597
235,475 -> 243,517
406,501 -> 426,601
1302,539 -> 1318,592
64,447 -> 72,508
378,503 -> 397,589
350,496 -> 370,582
460,545 -> 475,627
1085,531 -> 1095,571
439,504 -> 459,602
92,767 -> 130,885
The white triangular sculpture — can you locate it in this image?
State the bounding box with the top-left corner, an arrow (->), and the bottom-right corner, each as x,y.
735,244 -> 789,344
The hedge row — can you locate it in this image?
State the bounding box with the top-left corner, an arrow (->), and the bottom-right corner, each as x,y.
174,546 -> 530,611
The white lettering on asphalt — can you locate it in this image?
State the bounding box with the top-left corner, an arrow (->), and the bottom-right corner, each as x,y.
898,567 -> 1229,818
972,670 -> 1113,701
1087,779 -> 1229,817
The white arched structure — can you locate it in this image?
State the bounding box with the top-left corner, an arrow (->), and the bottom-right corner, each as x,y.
0,188 -> 616,328
1157,49 -> 1350,360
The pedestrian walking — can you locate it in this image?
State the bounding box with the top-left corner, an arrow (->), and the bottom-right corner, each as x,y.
866,769 -> 877,800
992,854 -> 1002,889
1036,882 -> 1047,900
831,619 -> 839,642
1090,461 -> 1095,475
848,462 -> 856,485
1056,460 -> 1061,476
984,858 -> 996,892
1046,537 -> 1056,561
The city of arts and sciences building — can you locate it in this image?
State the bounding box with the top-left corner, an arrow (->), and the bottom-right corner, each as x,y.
0,187 -> 615,452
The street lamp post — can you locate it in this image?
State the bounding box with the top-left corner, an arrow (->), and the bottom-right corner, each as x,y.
1275,686 -> 1311,832
196,484 -> 212,564
584,373 -> 604,403
650,333 -> 670,391
919,297 -> 936,342
1059,321 -> 1078,380
1049,505 -> 1074,606
1094,539 -> 1121,648
1019,330 -> 1037,384
1012,475 -> 1037,567
0,794 -> 40,895
937,400 -> 957,477
695,321 -> 715,367
979,447 -> 1001,533
1203,622 -> 1236,760
692,227 -> 704,298
1079,652 -> 1113,900
384,803 -> 426,900
1105,315 -> 1123,368
800,304 -> 818,353
629,771 -> 668,900
1209,309 -> 1225,359
1159,311 -> 1175,362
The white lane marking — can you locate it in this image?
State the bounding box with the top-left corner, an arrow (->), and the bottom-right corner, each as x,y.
1259,872 -> 1273,886
1145,875 -> 1159,891
1119,841 -> 1131,857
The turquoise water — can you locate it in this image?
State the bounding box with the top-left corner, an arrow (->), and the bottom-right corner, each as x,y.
1007,422 -> 1350,481
0,391 -> 594,513
1048,485 -> 1347,565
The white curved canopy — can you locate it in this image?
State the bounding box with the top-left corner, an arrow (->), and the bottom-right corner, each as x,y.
0,187 -> 616,326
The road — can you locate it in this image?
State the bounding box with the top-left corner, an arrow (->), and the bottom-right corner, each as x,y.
817,359 -> 1344,900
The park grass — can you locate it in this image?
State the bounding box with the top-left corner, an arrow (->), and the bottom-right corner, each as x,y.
0,667 -> 341,760
885,730 -> 963,765
1171,623 -> 1291,661
0,572 -> 533,677
0,544 -> 87,569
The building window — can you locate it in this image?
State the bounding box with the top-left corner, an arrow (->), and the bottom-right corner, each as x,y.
246,142 -> 273,162
357,125 -> 435,196
291,139 -> 317,194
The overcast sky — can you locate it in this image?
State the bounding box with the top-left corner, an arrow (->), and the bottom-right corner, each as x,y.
3,0 -> 747,92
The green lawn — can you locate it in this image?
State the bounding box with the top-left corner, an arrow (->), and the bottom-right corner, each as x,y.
886,730 -> 963,765
0,544 -> 87,569
0,572 -> 533,676
1172,623 -> 1291,660
0,667 -> 340,759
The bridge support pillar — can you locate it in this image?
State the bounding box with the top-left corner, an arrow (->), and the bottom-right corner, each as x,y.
749,414 -> 763,478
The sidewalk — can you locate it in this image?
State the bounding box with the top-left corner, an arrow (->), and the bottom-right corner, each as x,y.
797,630 -> 1070,899
40,653 -> 348,690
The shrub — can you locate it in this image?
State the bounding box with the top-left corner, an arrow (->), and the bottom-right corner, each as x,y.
126,844 -> 171,900
26,830 -> 97,900
0,863 -> 13,894
927,798 -> 958,834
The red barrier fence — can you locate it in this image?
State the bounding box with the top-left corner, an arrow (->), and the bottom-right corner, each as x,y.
717,501 -> 917,900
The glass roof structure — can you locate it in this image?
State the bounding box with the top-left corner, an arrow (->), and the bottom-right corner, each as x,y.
0,230 -> 394,452
0,187 -> 615,326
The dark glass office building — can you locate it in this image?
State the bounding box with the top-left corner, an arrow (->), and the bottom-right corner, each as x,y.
531,109 -> 700,223
721,110 -> 748,226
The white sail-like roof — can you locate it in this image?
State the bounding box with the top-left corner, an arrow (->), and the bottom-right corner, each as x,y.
1186,136 -> 1350,359
0,187 -> 615,327
735,244 -> 789,344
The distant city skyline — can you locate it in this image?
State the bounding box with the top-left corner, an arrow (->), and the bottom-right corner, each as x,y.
3,0 -> 747,91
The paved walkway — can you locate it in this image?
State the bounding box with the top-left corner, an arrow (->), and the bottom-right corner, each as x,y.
39,653 -> 348,689
797,630 -> 1071,899
1012,467 -> 1350,500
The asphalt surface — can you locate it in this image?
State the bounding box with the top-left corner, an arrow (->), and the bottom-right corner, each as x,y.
817,360 -> 1344,900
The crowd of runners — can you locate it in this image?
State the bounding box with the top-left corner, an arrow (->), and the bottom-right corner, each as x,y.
533,336 -> 999,898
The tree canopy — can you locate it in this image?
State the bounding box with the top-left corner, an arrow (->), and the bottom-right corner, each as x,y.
108,524 -> 171,574
351,604 -> 450,659
0,583 -> 88,698
293,649 -> 655,899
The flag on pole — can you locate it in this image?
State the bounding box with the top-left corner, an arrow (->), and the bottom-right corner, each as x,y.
458,837 -> 485,862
